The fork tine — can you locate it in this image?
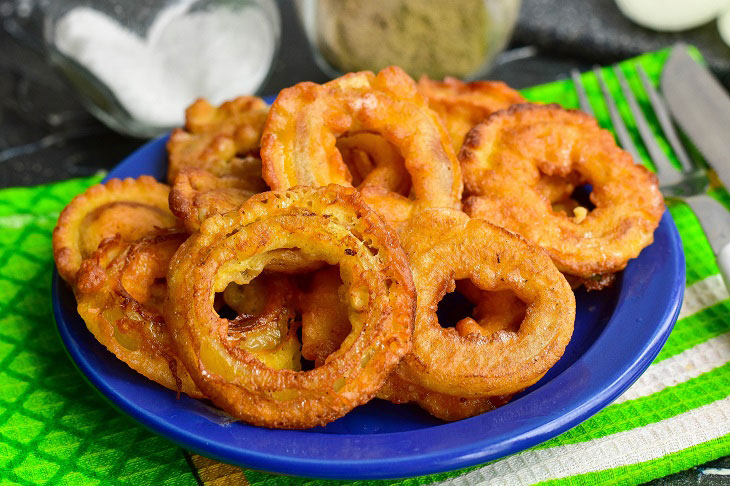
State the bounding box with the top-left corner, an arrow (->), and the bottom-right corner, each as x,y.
592,66 -> 643,164
613,65 -> 679,177
570,69 -> 594,116
636,66 -> 694,173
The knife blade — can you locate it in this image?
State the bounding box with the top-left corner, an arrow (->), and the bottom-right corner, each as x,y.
661,44 -> 730,189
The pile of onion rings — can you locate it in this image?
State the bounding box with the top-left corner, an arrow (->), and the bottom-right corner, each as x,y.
54,64 -> 662,428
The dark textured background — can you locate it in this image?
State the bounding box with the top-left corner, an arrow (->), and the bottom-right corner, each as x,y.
0,1 -> 728,481
1,0 -> 729,188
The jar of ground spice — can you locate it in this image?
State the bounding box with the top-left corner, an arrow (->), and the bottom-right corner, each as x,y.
296,0 -> 521,80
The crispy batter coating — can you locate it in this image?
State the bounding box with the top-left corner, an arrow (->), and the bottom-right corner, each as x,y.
166,96 -> 270,185
418,76 -> 526,152
377,372 -> 511,421
393,208 -> 575,398
336,132 -> 410,194
453,282 -> 526,338
299,266 -> 352,367
75,231 -> 203,398
53,176 -> 178,284
164,185 -> 415,428
261,66 -> 462,226
169,168 -> 258,232
461,104 -> 665,278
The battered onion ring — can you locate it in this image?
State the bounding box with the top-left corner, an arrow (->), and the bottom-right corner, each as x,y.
165,185 -> 415,428
377,372 -> 511,422
461,104 -> 665,278
417,76 -> 526,152
53,176 -> 178,284
261,66 -> 462,225
169,168 -> 258,232
166,96 -> 270,186
393,208 -> 575,397
75,231 -> 203,398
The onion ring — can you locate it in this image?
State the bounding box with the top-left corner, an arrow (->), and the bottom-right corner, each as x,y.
75,230 -> 203,397
53,176 -> 178,284
165,185 -> 415,428
393,208 -> 575,397
461,104 -> 665,278
418,76 -> 525,151
166,96 -> 269,187
261,66 -> 462,225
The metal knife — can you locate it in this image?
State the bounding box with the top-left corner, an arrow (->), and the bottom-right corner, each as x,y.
661,44 -> 730,189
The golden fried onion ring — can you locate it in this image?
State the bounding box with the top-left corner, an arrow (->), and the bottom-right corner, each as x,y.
165,185 -> 415,428
53,176 -> 178,284
261,66 -> 462,225
394,208 -> 575,397
166,96 -> 270,185
461,104 -> 665,278
75,231 -> 202,397
418,76 -> 526,152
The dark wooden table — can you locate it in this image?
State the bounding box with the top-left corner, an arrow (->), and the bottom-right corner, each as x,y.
0,0 -> 728,483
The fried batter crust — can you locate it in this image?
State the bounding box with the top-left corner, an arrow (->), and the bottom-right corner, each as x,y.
378,372 -> 511,421
166,96 -> 270,185
169,168 -> 259,232
418,76 -> 526,152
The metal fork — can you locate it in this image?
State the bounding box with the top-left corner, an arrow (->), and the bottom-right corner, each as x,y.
571,65 -> 730,289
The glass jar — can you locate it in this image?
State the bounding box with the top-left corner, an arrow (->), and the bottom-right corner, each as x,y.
43,0 -> 280,138
296,0 -> 521,81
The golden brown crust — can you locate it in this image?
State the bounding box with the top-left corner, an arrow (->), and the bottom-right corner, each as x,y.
336,132 -> 410,194
299,267 -> 352,367
166,96 -> 270,184
418,76 -> 526,151
394,208 -> 575,397
377,372 -> 511,421
168,168 -> 258,232
52,176 -> 178,284
164,185 -> 415,428
261,66 -> 462,225
75,231 -> 203,398
460,103 -> 665,278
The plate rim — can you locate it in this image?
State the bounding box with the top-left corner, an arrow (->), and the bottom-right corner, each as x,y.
52,134 -> 685,480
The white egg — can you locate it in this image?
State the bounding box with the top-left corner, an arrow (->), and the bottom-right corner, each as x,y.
615,0 -> 730,31
719,8 -> 730,48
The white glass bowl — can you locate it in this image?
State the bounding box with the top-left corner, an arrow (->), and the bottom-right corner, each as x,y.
44,0 -> 280,138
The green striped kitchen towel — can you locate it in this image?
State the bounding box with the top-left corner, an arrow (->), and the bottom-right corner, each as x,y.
0,46 -> 728,485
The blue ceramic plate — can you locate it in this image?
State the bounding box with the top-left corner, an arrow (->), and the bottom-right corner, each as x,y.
52,135 -> 685,480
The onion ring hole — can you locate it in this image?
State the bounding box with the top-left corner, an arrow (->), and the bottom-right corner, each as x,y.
437,280 -> 527,338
